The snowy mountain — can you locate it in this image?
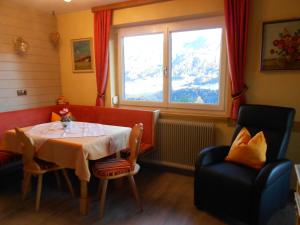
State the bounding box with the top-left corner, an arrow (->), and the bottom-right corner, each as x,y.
123,28 -> 222,105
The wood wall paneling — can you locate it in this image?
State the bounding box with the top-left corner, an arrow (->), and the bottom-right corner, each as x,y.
0,53 -> 59,65
0,1 -> 61,112
0,80 -> 61,89
0,71 -> 60,80
0,1 -> 56,26
0,86 -> 61,98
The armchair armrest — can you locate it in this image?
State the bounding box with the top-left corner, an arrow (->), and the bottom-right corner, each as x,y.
255,159 -> 292,189
195,145 -> 230,168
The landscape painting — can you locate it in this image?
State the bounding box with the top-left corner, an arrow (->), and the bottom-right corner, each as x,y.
71,38 -> 93,73
261,18 -> 300,70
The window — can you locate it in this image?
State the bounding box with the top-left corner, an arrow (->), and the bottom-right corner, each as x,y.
123,33 -> 164,102
118,17 -> 227,113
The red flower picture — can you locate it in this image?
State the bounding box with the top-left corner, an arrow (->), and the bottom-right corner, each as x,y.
261,18 -> 300,70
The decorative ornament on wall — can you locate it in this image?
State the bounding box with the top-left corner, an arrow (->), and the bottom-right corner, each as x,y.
56,96 -> 69,105
49,32 -> 60,47
14,37 -> 29,55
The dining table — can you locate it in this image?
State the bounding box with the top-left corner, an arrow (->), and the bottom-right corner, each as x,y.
2,121 -> 131,215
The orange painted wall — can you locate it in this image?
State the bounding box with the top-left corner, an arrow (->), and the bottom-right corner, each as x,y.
57,0 -> 224,107
57,0 -> 300,171
57,11 -> 97,106
246,0 -> 300,120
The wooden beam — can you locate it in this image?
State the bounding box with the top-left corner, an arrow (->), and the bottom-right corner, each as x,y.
92,0 -> 173,12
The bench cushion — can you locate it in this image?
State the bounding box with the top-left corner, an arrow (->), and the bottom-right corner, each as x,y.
0,151 -> 20,166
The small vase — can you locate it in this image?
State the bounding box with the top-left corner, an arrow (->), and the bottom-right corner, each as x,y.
62,121 -> 70,130
277,55 -> 296,67
276,55 -> 287,67
286,55 -> 296,64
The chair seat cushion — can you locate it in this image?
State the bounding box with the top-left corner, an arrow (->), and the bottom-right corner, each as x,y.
120,148 -> 130,159
205,161 -> 259,186
24,158 -> 61,172
35,158 -> 60,170
93,158 -> 134,178
0,151 -> 20,166
197,162 -> 259,220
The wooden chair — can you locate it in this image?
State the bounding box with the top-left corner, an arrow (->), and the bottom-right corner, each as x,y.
92,123 -> 144,218
15,128 -> 74,211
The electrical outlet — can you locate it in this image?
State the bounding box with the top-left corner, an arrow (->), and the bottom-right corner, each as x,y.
17,89 -> 27,96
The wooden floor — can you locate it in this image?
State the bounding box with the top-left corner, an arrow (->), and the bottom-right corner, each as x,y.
0,167 -> 295,225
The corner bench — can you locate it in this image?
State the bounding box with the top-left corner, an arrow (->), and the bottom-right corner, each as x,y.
0,105 -> 159,173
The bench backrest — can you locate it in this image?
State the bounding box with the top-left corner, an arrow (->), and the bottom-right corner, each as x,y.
0,105 -> 159,153
67,105 -> 158,146
0,106 -> 59,140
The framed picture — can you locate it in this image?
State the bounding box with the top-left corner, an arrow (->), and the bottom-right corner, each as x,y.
71,38 -> 94,73
261,18 -> 300,71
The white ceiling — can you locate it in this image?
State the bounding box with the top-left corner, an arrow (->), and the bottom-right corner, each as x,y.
10,0 -> 128,14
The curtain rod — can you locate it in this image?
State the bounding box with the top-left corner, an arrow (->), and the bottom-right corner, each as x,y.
92,0 -> 173,12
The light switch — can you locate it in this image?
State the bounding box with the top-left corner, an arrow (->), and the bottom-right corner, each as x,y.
17,89 -> 27,96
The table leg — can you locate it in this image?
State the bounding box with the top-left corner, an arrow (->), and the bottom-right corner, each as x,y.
296,184 -> 300,225
22,172 -> 31,200
80,180 -> 89,215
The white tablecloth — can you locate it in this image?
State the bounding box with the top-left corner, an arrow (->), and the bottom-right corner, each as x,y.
26,121 -> 106,149
3,122 -> 131,181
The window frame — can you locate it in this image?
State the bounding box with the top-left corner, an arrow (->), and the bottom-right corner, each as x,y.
118,24 -> 167,108
117,16 -> 229,115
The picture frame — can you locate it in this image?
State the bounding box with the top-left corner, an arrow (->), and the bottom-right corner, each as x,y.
71,38 -> 94,73
261,18 -> 300,71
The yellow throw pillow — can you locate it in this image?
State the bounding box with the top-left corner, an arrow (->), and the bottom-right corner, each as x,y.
225,127 -> 267,170
51,112 -> 61,122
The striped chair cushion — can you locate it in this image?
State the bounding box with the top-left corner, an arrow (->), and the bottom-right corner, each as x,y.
120,147 -> 130,159
34,158 -> 59,170
93,158 -> 134,177
0,151 -> 20,166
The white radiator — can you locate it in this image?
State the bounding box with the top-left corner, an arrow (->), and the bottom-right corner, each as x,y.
141,119 -> 215,171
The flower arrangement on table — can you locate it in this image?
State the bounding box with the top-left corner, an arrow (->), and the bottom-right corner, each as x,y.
270,28 -> 300,64
59,108 -> 74,128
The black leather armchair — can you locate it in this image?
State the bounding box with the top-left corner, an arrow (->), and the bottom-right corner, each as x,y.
194,104 -> 295,225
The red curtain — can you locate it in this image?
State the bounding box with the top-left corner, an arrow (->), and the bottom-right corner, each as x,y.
94,10 -> 112,106
224,0 -> 250,120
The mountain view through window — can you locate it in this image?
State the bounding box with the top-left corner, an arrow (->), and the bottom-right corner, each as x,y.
121,26 -> 223,106
170,28 -> 222,104
123,33 -> 163,102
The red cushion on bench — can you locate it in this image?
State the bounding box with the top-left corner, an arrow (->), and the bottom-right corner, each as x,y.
0,151 -> 20,165
67,106 -> 155,148
140,143 -> 153,154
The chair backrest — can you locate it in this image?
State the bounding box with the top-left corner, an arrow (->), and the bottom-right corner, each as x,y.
232,104 -> 295,162
128,123 -> 144,165
15,128 -> 37,168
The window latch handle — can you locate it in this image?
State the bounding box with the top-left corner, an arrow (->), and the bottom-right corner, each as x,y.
163,66 -> 168,77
